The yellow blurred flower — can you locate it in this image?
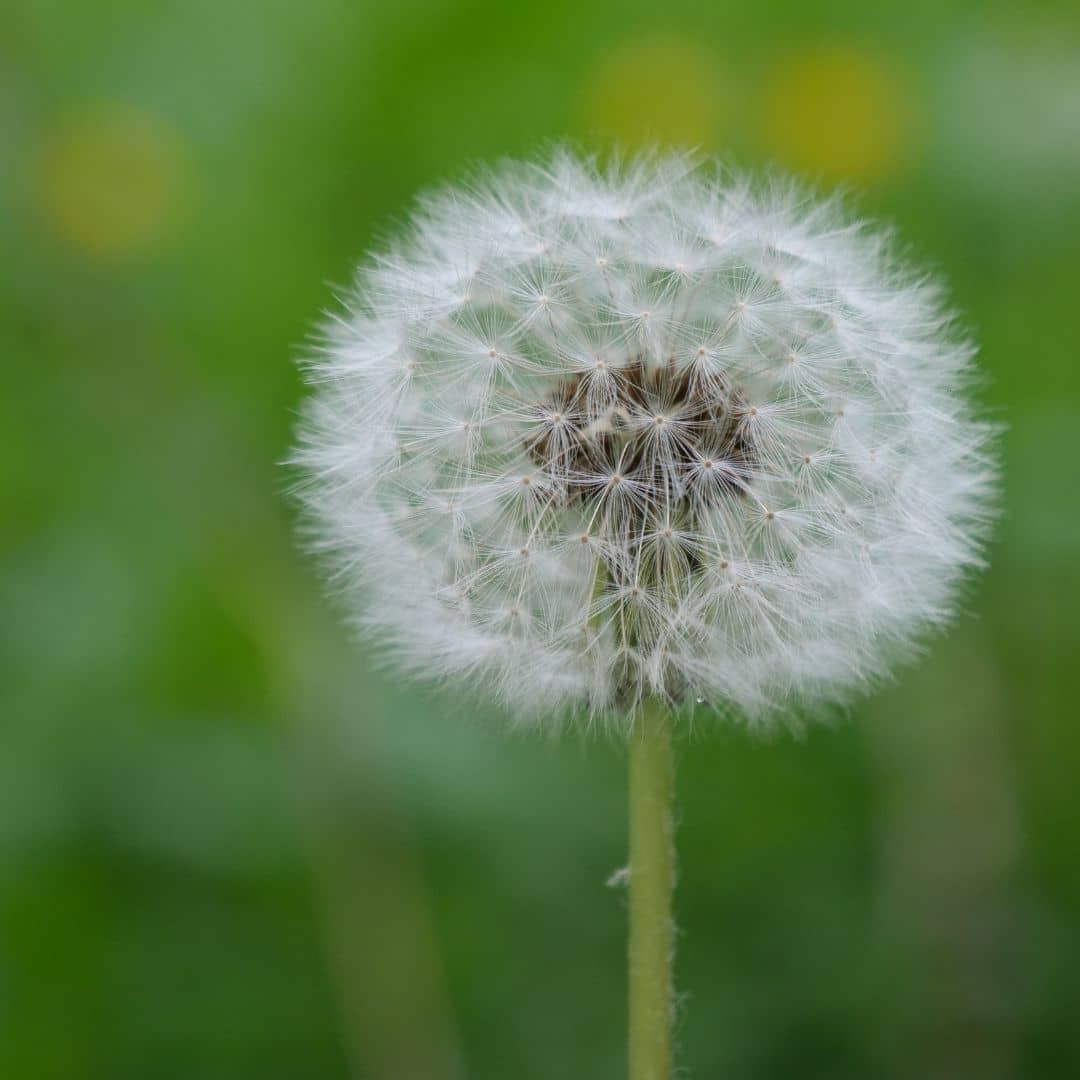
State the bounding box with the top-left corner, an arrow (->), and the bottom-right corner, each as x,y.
760,44 -> 919,185
578,34 -> 727,150
37,101 -> 191,261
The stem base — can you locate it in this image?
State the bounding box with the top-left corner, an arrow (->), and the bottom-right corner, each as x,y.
628,701 -> 675,1080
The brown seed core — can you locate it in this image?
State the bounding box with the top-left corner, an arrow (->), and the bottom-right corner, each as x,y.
527,357 -> 755,517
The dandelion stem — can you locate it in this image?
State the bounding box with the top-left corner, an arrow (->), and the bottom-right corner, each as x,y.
628,699 -> 675,1080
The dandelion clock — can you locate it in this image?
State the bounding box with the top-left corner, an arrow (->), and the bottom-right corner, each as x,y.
293,152 -> 997,1078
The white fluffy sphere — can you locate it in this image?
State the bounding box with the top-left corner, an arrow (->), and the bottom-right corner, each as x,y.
295,153 -> 996,729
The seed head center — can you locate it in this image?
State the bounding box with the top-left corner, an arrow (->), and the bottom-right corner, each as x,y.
528,357 -> 755,531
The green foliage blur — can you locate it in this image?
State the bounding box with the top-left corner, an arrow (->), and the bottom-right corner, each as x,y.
3,2 -> 1079,1077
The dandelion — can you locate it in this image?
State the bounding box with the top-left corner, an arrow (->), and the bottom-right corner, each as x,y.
293,151 -> 997,1078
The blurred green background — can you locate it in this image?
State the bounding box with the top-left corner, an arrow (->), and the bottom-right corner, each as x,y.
3,1 -> 1079,1077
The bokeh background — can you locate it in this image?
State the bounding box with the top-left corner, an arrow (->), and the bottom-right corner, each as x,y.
4,2 -> 1080,1077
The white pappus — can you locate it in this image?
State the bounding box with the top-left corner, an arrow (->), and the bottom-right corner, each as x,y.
293,152 -> 997,730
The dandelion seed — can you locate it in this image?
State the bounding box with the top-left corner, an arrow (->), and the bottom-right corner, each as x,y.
294,151 -> 997,730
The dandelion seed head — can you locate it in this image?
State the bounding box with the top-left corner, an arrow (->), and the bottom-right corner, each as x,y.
294,151 -> 997,730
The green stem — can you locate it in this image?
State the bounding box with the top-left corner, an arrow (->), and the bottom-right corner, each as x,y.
628,699 -> 675,1080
